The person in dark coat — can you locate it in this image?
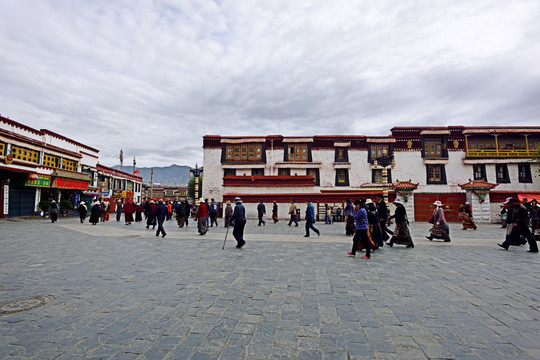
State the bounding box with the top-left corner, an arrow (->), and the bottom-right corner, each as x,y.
366,199 -> 383,247
146,200 -> 156,229
90,200 -> 101,225
387,200 -> 414,248
184,201 -> 191,227
272,201 -> 279,223
115,200 -> 123,221
77,201 -> 87,223
155,199 -> 167,237
143,200 -> 150,220
134,202 -> 143,222
176,200 -> 187,228
230,197 -> 247,248
209,198 -> 218,227
257,200 -> 266,226
376,194 -> 392,240
49,200 -> 59,223
498,198 -> 539,252
344,199 -> 355,236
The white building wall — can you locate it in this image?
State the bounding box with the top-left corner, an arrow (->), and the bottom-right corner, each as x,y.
202,148 -> 224,201
393,151 -> 467,193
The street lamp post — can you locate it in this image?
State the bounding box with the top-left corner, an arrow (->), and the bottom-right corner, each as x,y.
190,164 -> 203,205
374,151 -> 395,205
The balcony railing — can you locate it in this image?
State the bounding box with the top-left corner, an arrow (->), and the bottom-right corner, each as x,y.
466,148 -> 532,158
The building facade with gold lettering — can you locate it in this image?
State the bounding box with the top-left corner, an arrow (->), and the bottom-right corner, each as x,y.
0,115 -> 99,217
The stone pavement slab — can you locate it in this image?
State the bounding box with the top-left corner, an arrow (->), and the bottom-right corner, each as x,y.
0,217 -> 539,359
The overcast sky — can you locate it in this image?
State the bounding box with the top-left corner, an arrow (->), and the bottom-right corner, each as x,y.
1,1 -> 539,168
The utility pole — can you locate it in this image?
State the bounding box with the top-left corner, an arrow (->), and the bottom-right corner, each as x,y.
120,149 -> 124,170
150,168 -> 154,198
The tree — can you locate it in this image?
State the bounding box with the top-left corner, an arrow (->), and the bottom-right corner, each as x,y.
188,176 -> 203,201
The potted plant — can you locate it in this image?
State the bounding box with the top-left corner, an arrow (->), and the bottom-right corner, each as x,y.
60,200 -> 73,215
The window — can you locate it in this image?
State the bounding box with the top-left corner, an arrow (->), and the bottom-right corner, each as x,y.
43,154 -> 60,168
518,164 -> 532,183
468,139 -> 496,149
424,140 -> 443,159
473,164 -> 487,181
372,169 -> 392,184
224,169 -> 236,177
335,147 -> 348,162
426,165 -> 447,184
335,169 -> 349,186
286,144 -> 309,162
62,159 -> 77,171
307,168 -> 320,186
278,168 -> 290,176
224,144 -> 263,162
496,164 -> 510,183
11,145 -> 39,163
370,144 -> 389,159
251,168 -> 264,176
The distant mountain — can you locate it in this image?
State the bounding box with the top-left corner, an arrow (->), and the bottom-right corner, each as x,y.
113,164 -> 190,186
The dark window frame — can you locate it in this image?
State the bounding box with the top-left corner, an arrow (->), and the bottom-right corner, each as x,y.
473,164 -> 487,181
278,168 -> 290,176
221,143 -> 266,164
335,147 -> 349,162
224,169 -> 236,177
306,168 -> 320,186
335,169 -> 350,186
422,136 -> 448,159
372,169 -> 392,184
496,164 -> 510,183
426,164 -> 447,184
518,164 -> 532,183
251,168 -> 265,176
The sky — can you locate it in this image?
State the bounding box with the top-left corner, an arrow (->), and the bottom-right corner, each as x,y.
1,0 -> 539,168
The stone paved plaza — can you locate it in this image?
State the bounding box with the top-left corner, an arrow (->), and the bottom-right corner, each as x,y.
0,216 -> 539,360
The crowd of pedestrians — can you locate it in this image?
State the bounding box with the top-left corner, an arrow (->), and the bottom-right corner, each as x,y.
47,193 -> 538,255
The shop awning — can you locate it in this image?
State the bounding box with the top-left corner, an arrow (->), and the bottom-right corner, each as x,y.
518,193 -> 540,202
51,170 -> 91,181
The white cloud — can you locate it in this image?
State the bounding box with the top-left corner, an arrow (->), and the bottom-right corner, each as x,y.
1,0 -> 539,167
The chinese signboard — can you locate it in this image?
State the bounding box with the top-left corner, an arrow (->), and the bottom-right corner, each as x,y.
52,177 -> 88,190
24,175 -> 51,188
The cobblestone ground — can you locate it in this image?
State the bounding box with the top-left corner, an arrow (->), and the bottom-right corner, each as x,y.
0,215 -> 539,360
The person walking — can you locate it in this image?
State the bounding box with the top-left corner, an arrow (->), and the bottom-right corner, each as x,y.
134,202 -> 143,222
498,198 -> 539,252
101,199 -> 110,222
224,201 -> 233,227
90,199 -> 101,225
49,200 -> 59,223
124,199 -> 134,225
184,200 -> 191,227
166,201 -> 173,221
387,200 -> 414,248
325,204 -> 334,224
155,199 -> 168,237
348,199 -> 372,259
459,202 -> 477,230
146,200 -> 156,229
209,198 -> 219,227
196,199 -> 208,235
344,199 -> 355,236
304,199 -> 320,237
426,200 -> 451,242
115,200 -> 123,222
77,201 -> 87,223
257,200 -> 266,226
230,197 -> 247,248
376,194 -> 392,240
288,200 -> 298,226
272,201 -> 279,223
176,200 -> 187,228
366,199 -> 383,248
